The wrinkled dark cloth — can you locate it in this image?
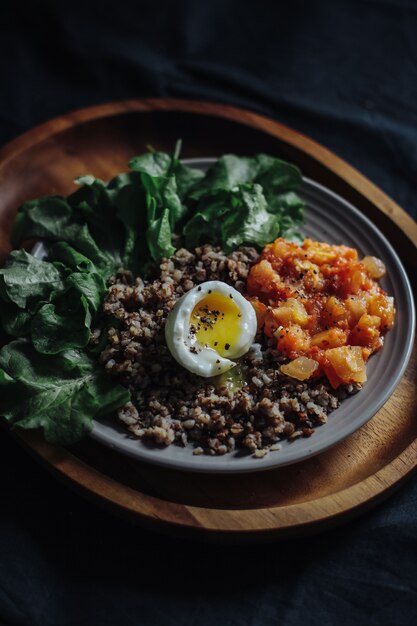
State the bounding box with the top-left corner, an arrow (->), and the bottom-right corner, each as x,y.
1,1 -> 417,625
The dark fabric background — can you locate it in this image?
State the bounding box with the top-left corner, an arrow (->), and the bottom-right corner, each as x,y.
1,1 -> 417,624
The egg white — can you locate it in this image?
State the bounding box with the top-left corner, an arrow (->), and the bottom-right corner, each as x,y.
164,280 -> 257,377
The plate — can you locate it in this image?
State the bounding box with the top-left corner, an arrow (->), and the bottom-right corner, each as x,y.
77,158 -> 414,473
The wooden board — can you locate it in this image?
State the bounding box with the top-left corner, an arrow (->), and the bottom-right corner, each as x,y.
0,99 -> 416,542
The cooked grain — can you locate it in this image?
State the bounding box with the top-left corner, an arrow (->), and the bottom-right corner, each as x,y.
96,245 -> 360,458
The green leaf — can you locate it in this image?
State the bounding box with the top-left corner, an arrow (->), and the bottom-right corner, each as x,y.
279,211 -> 305,243
221,184 -> 281,252
146,208 -> 176,261
184,153 -> 305,248
70,176 -> 112,213
129,151 -> 173,177
129,148 -> 204,202
189,155 -> 256,200
141,172 -> 185,228
68,177 -> 125,269
65,271 -> 106,314
0,247 -> 106,351
11,196 -> 78,247
10,194 -> 113,274
0,302 -> 32,337
268,190 -> 305,218
0,250 -> 68,341
189,153 -> 303,201
31,290 -> 92,354
183,193 -> 230,248
0,339 -> 130,445
70,171 -> 150,273
172,161 -> 204,199
138,169 -> 189,262
110,173 -> 147,271
69,224 -> 116,273
254,157 -> 303,196
30,269 -> 106,354
0,250 -> 66,308
48,242 -> 97,274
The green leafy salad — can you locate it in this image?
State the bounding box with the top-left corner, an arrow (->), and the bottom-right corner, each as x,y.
0,143 -> 305,445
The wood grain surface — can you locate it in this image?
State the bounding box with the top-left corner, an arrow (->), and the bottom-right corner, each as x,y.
0,99 -> 416,542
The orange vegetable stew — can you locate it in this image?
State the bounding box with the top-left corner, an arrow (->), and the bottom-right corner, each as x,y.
247,238 -> 395,388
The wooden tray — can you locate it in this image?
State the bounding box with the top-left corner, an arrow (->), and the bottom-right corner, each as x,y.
0,99 -> 416,542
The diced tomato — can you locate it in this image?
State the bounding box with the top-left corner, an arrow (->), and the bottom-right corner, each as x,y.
246,237 -> 394,388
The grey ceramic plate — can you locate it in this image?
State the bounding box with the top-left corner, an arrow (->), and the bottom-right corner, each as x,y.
34,159 -> 415,473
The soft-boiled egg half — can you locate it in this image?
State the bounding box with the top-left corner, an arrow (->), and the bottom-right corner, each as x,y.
165,281 -> 257,377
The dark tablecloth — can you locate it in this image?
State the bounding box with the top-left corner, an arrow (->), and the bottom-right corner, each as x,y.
1,1 -> 416,625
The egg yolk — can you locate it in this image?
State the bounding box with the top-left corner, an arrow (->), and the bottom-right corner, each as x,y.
190,292 -> 242,357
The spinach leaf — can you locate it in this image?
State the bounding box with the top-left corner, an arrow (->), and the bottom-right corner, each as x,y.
48,242 -> 97,274
129,148 -> 204,202
146,208 -> 176,261
70,224 -> 118,273
128,143 -> 203,262
31,291 -> 92,355
31,270 -> 106,354
0,250 -> 69,341
140,172 -> 184,262
172,161 -> 204,199
254,156 -> 303,195
11,197 -> 113,275
142,172 -> 185,226
188,153 -> 303,202
11,196 -> 79,247
268,191 -> 305,242
184,153 -> 304,246
279,212 -> 305,244
267,189 -> 305,219
0,303 -> 32,337
221,184 -> 281,251
189,155 -> 256,200
12,178 -> 137,276
0,249 -> 66,308
70,172 -> 149,273
0,339 -> 130,445
106,172 -> 147,271
183,193 -> 230,248
65,271 -> 106,315
115,185 -> 146,271
129,151 -> 173,177
184,184 -> 283,252
69,176 -> 125,269
0,247 -> 106,352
